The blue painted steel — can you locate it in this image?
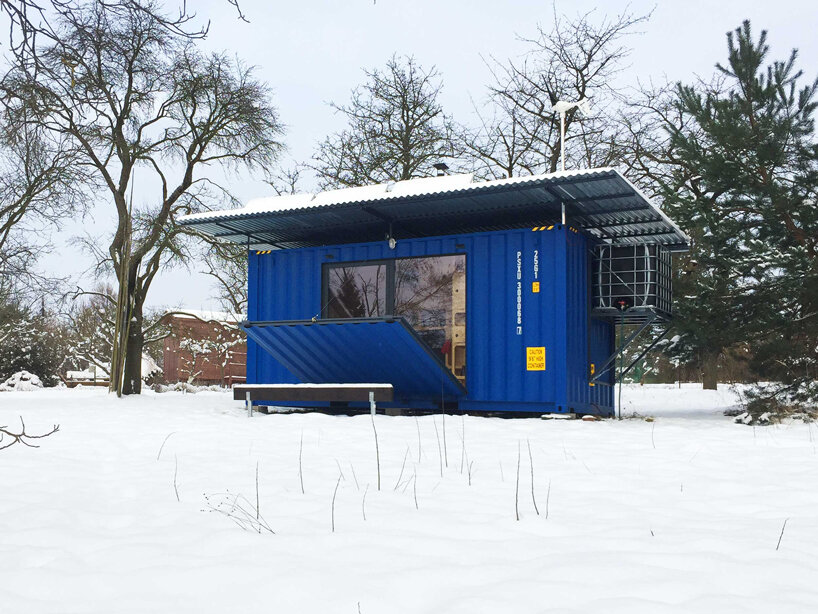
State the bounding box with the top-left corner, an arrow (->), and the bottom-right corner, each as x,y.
247,225 -> 615,415
241,318 -> 465,401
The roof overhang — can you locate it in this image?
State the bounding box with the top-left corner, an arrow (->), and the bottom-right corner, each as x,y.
179,168 -> 689,252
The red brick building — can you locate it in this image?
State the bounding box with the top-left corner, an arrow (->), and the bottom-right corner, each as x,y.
161,311 -> 246,386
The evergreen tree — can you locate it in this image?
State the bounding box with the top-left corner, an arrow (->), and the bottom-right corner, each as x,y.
632,21 -> 818,402
0,299 -> 68,384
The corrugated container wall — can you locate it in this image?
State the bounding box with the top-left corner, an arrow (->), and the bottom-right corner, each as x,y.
247,226 -> 614,414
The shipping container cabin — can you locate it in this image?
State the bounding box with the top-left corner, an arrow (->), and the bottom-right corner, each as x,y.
180,168 -> 688,416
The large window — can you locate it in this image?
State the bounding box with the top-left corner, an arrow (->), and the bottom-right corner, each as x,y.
326,263 -> 387,318
323,254 -> 466,383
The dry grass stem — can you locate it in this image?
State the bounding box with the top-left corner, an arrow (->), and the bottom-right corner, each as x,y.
298,431 -> 305,494
433,417 -> 443,477
371,414 -> 381,491
776,518 -> 789,551
394,445 -> 410,490
331,473 -> 342,532
156,431 -> 177,460
527,439 -> 539,515
173,454 -> 180,502
515,441 -> 521,521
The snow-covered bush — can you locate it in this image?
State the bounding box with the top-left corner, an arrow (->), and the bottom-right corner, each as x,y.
731,387 -> 817,425
0,301 -> 68,386
0,370 -> 44,391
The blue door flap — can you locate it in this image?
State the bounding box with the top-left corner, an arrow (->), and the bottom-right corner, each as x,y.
241,317 -> 466,400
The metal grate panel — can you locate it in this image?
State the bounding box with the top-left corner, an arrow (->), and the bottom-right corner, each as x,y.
592,244 -> 672,321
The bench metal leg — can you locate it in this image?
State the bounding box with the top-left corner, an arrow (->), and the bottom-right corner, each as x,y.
246,391 -> 252,418
369,391 -> 376,416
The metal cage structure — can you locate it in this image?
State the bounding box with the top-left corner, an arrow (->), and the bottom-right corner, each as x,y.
592,244 -> 672,322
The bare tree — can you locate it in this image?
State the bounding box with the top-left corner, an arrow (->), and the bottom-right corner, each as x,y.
65,284 -> 117,377
266,161 -> 304,196
0,96 -> 85,303
196,160 -> 305,316
2,1 -> 284,395
313,54 -> 458,188
483,8 -> 649,176
200,241 -> 248,317
458,94 -> 544,180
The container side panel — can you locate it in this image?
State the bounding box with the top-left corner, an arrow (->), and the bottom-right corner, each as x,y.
564,232 -> 615,414
590,317 -> 615,410
565,231 -> 588,409
246,252 -> 260,384
468,227 -> 565,409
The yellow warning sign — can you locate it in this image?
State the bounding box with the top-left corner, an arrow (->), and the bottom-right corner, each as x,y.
526,347 -> 546,371
532,281 -> 540,293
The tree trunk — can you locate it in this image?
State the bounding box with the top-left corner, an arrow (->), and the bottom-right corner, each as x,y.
701,353 -> 719,390
122,299 -> 144,395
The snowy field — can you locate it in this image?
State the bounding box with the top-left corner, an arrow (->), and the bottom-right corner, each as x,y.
1,384 -> 817,613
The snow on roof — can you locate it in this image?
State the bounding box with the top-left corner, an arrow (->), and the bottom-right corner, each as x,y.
167,310 -> 242,324
179,170 -> 595,223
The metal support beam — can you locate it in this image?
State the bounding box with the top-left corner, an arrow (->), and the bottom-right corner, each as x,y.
582,217 -> 663,230
592,311 -> 658,382
361,206 -> 393,223
619,325 -> 673,380
613,229 -> 681,239
214,222 -> 282,250
577,204 -> 650,217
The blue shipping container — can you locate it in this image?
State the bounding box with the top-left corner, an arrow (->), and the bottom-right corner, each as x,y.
247,225 -> 614,415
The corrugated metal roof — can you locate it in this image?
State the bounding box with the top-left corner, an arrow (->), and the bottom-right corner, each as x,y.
241,318 -> 466,400
180,167 -> 689,251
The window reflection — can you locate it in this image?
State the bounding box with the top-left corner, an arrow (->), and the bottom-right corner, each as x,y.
323,255 -> 466,384
326,264 -> 386,318
394,256 -> 466,383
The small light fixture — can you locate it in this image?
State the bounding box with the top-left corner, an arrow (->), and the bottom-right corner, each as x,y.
386,223 -> 396,249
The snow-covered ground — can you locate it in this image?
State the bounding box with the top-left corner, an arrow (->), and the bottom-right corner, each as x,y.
1,384 -> 816,613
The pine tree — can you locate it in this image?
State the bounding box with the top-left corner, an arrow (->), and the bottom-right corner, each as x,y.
645,21 -> 818,403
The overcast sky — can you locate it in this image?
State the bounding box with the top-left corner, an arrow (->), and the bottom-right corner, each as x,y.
40,0 -> 818,313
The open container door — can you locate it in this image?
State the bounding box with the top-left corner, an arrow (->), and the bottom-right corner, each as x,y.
241,317 -> 466,402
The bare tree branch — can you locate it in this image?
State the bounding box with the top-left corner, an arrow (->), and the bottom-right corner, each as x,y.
0,417 -> 59,451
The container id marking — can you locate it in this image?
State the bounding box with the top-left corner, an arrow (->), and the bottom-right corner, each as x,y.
526,347 -> 546,371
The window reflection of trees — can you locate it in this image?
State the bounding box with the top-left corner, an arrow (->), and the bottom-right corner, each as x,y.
395,256 -> 464,356
324,255 -> 466,382
327,265 -> 385,318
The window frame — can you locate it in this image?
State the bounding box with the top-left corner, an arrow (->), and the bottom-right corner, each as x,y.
321,253 -> 466,320
321,258 -> 394,319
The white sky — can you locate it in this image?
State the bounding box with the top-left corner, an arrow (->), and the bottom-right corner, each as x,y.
39,0 -> 818,313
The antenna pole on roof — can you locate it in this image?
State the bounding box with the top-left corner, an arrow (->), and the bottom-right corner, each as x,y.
552,98 -> 591,225
559,111 -> 566,174
560,111 -> 566,224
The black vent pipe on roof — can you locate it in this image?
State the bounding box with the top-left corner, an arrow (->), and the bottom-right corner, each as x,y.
433,162 -> 449,176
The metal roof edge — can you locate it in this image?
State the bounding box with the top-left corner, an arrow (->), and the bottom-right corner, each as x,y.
613,171 -> 691,249
178,167 -> 620,226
